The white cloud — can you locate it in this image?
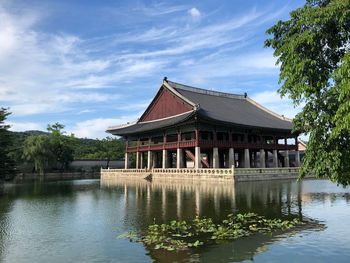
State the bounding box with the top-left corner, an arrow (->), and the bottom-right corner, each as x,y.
134,3 -> 188,16
0,2 -> 294,138
0,5 -> 166,117
251,90 -> 303,119
251,90 -> 282,105
70,115 -> 139,139
188,7 -> 201,19
8,121 -> 44,132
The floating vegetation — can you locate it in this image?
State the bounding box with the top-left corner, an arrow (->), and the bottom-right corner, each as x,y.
119,213 -> 305,251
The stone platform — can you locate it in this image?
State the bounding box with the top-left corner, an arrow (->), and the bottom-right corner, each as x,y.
101,167 -> 301,182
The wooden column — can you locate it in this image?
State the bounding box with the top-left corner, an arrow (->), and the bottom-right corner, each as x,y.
195,128 -> 199,147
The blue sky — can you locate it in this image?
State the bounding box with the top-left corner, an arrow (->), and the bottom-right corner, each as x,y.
0,0 -> 305,138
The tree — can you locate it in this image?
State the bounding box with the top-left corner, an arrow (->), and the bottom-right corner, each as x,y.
22,123 -> 76,175
47,123 -> 76,170
0,108 -> 16,181
80,137 -> 124,168
22,135 -> 53,176
265,0 -> 350,185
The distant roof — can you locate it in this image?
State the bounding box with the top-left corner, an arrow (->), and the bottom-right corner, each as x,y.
167,80 -> 293,131
107,79 -> 293,136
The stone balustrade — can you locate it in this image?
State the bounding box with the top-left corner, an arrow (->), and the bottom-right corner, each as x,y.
235,167 -> 299,175
101,167 -> 303,181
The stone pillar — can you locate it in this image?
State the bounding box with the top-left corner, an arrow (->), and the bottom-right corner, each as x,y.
195,146 -> 201,169
228,148 -> 235,168
284,150 -> 290,167
273,149 -> 278,168
177,148 -> 184,168
162,149 -> 168,168
136,151 -> 140,169
124,152 -> 130,169
147,150 -> 152,170
259,149 -> 265,168
213,147 -> 219,168
295,150 -> 300,167
244,148 -> 250,168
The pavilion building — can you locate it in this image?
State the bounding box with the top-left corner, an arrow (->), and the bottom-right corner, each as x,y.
107,78 -> 300,170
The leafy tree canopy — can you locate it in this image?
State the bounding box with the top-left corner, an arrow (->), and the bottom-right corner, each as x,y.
265,0 -> 350,185
0,108 -> 16,180
23,123 -> 76,175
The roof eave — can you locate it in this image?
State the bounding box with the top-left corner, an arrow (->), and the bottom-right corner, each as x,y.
196,112 -> 294,133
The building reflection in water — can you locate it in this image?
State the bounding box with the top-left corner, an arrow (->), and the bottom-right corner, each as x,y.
101,178 -> 305,224
101,178 -> 325,262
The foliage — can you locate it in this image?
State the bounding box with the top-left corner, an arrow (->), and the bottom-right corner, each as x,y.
10,128 -> 125,173
22,123 -> 76,174
22,135 -> 53,175
46,123 -> 76,170
0,108 -> 16,180
119,213 -> 304,251
74,137 -> 124,167
265,0 -> 350,185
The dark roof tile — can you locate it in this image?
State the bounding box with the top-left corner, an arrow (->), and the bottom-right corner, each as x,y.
168,81 -> 293,131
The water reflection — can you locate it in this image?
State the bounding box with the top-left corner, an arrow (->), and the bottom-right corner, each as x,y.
101,178 -> 326,262
1,179 -> 347,263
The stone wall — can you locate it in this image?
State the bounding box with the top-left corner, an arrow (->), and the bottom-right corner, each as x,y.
14,172 -> 100,182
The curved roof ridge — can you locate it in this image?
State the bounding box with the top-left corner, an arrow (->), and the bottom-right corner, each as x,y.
167,80 -> 246,100
246,97 -> 292,122
106,120 -> 138,132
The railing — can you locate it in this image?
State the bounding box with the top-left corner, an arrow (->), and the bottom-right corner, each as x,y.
127,139 -> 296,152
101,168 -> 147,173
179,139 -> 196,148
152,168 -> 234,176
101,167 -> 301,180
235,167 -> 299,175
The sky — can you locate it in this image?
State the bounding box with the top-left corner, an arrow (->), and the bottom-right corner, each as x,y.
0,0 -> 306,139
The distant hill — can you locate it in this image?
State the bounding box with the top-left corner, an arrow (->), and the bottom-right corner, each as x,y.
11,130 -> 49,137
10,130 -> 124,161
11,130 -> 99,142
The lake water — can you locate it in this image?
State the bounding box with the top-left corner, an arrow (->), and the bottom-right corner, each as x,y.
0,178 -> 350,263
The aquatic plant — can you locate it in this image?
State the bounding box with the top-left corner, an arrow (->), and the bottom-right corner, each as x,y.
119,213 -> 304,251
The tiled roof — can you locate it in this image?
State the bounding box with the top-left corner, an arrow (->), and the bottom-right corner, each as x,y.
168,81 -> 293,131
107,79 -> 293,136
